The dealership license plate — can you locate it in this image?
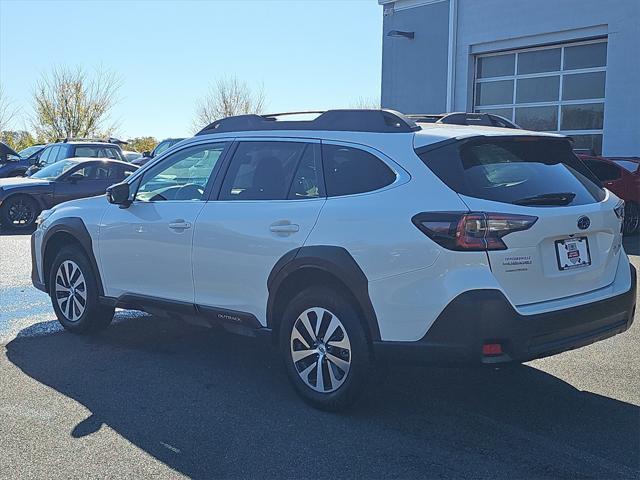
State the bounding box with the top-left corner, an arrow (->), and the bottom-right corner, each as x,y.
555,237 -> 591,271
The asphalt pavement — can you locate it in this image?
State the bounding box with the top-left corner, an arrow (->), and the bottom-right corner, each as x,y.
1,231 -> 639,479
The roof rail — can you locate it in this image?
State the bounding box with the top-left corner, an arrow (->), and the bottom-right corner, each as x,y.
54,137 -> 127,145
195,109 -> 420,135
405,114 -> 444,124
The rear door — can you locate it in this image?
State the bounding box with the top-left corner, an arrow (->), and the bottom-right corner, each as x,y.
192,139 -> 325,323
418,137 -> 623,306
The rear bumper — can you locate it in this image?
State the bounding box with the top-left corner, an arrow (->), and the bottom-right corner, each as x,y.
373,264 -> 636,366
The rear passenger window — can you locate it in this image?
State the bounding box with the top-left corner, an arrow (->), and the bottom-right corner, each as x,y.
219,142 -> 307,200
289,144 -> 322,199
322,144 -> 396,197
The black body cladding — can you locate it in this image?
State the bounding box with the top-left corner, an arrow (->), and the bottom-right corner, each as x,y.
34,217 -> 104,295
374,265 -> 636,365
267,246 -> 381,341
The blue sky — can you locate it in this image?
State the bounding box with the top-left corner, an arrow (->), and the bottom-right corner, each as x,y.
0,0 -> 382,139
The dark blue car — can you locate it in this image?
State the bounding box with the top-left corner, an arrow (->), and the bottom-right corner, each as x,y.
0,144 -> 45,178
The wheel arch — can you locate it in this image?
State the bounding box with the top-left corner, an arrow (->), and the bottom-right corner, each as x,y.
42,217 -> 104,295
266,246 -> 381,343
2,191 -> 47,209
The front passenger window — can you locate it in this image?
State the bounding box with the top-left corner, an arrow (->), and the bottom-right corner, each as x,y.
135,143 -> 226,202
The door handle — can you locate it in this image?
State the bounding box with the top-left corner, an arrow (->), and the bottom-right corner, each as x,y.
169,220 -> 192,230
269,223 -> 300,234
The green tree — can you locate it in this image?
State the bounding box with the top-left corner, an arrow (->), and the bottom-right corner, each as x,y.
0,130 -> 37,151
32,66 -> 121,141
126,136 -> 158,153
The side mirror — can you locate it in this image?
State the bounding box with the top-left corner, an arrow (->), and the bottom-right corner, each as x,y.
29,156 -> 38,165
142,151 -> 151,158
106,182 -> 131,207
68,173 -> 84,183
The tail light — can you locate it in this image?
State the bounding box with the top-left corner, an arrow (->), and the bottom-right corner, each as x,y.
614,200 -> 625,220
614,200 -> 625,233
412,212 -> 538,251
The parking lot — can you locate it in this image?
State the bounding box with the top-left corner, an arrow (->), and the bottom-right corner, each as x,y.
0,230 -> 638,479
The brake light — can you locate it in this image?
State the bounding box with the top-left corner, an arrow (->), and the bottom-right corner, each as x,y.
412,212 -> 538,251
614,200 -> 625,233
482,343 -> 503,356
614,200 -> 625,220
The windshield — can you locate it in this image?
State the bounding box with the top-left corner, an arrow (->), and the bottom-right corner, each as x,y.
31,159 -> 78,180
18,145 -> 43,158
417,137 -> 605,206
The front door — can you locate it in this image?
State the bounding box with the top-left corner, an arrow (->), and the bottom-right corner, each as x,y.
193,140 -> 325,325
98,142 -> 229,302
53,161 -> 123,205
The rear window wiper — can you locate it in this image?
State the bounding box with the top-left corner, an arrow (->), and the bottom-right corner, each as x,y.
513,192 -> 576,206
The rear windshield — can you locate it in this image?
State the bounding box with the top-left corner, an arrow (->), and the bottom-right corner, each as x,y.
417,137 -> 605,206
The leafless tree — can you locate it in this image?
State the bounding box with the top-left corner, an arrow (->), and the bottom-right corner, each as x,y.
31,66 -> 120,141
0,84 -> 18,133
351,96 -> 381,110
193,76 -> 266,131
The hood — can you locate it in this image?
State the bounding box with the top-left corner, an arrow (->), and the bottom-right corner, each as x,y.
0,176 -> 50,190
51,193 -> 108,213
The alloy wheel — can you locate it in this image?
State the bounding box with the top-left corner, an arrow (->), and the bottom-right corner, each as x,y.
290,307 -> 352,393
8,198 -> 35,226
55,260 -> 87,322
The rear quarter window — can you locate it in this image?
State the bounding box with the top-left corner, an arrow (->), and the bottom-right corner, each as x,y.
322,144 -> 396,197
417,137 -> 605,206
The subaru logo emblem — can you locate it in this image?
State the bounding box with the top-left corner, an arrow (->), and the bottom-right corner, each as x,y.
577,216 -> 590,230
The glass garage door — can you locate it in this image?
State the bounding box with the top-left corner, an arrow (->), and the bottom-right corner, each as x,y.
474,39 -> 607,155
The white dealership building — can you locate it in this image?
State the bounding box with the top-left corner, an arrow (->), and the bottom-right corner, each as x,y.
379,0 -> 640,156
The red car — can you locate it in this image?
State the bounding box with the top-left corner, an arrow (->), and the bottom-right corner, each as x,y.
579,154 -> 640,234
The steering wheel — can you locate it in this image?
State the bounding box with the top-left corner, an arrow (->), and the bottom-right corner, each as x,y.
174,183 -> 204,200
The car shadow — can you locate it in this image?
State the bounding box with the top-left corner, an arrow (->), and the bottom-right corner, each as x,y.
0,226 -> 35,236
5,315 -> 639,479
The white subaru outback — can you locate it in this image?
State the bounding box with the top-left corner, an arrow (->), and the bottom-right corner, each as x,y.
31,110 -> 636,410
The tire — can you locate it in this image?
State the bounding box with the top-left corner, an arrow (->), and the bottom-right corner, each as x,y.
279,286 -> 372,411
49,246 -> 114,333
0,195 -> 40,229
623,202 -> 639,235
